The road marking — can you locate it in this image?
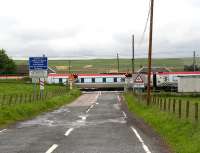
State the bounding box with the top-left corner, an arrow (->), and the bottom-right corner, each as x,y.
131,127 -> 152,153
45,144 -> 58,153
122,111 -> 127,118
0,129 -> 7,133
79,115 -> 87,121
65,128 -> 74,136
117,95 -> 121,102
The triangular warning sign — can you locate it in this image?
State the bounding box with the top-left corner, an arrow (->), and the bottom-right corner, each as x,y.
134,75 -> 144,83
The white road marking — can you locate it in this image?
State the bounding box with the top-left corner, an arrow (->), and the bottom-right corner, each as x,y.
131,127 -> 152,153
65,128 -> 74,136
117,95 -> 121,102
45,144 -> 58,153
122,111 -> 127,118
79,115 -> 87,121
0,129 -> 7,133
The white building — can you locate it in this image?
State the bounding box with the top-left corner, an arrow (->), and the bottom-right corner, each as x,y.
178,75 -> 200,93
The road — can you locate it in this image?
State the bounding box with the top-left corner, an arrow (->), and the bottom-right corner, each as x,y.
0,91 -> 170,153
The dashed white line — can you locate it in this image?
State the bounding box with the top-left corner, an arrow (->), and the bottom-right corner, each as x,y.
45,144 -> 58,153
131,127 -> 152,153
65,128 -> 74,136
0,129 -> 7,133
122,111 -> 127,118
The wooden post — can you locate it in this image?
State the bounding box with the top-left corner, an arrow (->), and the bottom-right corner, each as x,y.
179,100 -> 182,119
160,98 -> 163,110
195,103 -> 198,121
168,98 -> 171,112
186,101 -> 189,119
173,99 -> 176,114
164,98 -> 167,111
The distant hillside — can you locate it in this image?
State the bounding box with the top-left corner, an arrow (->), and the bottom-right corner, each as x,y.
14,58 -> 198,73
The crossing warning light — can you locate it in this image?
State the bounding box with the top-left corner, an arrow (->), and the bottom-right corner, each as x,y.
125,73 -> 132,77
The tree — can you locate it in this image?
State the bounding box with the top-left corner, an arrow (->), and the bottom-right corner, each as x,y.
0,49 -> 16,74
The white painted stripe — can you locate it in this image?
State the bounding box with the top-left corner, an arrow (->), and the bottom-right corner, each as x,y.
65,128 -> 74,136
117,95 -> 121,102
86,108 -> 90,113
122,111 -> 127,118
0,129 -> 7,133
45,144 -> 58,153
131,127 -> 152,153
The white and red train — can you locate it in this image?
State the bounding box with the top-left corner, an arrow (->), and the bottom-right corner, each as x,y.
2,71 -> 200,90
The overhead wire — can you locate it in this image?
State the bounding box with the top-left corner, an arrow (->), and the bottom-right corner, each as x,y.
136,0 -> 151,49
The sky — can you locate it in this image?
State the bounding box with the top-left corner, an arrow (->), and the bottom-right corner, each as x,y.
0,0 -> 199,59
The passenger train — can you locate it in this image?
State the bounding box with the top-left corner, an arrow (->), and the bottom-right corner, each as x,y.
2,71 -> 200,91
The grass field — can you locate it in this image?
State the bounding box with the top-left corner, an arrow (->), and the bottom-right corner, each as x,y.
124,93 -> 200,153
0,88 -> 80,127
0,82 -> 64,95
14,57 -> 197,73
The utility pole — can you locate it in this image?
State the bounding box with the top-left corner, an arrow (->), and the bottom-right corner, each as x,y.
68,60 -> 71,74
147,0 -> 154,105
117,53 -> 120,73
193,51 -> 196,71
132,35 -> 135,74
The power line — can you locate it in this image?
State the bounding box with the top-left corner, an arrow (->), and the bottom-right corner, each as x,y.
137,0 -> 151,48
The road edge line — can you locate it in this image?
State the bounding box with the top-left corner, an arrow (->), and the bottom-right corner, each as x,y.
131,126 -> 152,153
45,144 -> 58,153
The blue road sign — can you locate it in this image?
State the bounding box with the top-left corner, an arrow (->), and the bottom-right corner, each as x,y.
29,57 -> 48,70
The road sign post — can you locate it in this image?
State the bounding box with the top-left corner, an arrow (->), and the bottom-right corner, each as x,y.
133,74 -> 145,93
29,56 -> 48,97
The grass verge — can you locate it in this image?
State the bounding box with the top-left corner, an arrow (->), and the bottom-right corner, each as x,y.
0,88 -> 81,127
124,92 -> 200,153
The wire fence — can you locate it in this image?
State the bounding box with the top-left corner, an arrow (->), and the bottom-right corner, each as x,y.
134,94 -> 200,122
0,87 -> 67,107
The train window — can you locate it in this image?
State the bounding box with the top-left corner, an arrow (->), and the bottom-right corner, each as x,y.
114,77 -> 117,82
92,78 -> 95,83
81,78 -> 84,83
59,78 -> 62,83
103,78 -> 106,83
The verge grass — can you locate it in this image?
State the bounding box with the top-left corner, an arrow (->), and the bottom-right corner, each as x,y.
0,88 -> 81,127
124,92 -> 200,153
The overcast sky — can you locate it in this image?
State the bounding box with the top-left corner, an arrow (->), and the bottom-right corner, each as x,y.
0,0 -> 199,59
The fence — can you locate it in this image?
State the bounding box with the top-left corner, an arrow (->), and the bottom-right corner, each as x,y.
135,94 -> 200,122
0,87 -> 67,107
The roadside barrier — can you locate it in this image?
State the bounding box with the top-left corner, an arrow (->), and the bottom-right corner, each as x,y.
0,87 -> 67,106
134,93 -> 200,122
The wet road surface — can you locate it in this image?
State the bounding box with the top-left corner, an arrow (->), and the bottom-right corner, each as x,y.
0,92 -> 169,153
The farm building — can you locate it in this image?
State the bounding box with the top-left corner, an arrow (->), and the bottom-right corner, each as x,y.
178,75 -> 200,92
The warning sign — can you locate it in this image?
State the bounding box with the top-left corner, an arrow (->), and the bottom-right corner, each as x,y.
134,74 -> 145,88
134,74 -> 144,83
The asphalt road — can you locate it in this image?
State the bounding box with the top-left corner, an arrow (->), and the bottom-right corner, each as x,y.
0,91 -> 170,153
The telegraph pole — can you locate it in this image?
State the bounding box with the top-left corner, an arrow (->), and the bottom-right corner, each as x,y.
193,51 -> 196,71
147,0 -> 154,105
132,35 -> 135,74
117,53 -> 120,73
68,60 -> 71,74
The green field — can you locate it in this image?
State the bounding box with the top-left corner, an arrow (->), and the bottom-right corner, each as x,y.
124,93 -> 200,153
15,57 -> 197,73
0,82 -> 63,95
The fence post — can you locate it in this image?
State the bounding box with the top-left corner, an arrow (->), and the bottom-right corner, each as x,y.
179,99 -> 182,119
186,101 -> 189,119
168,98 -> 171,112
164,98 -> 167,111
160,98 -> 163,110
173,99 -> 176,114
195,103 -> 198,121
8,95 -> 13,105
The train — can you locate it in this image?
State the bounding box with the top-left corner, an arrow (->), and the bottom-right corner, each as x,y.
2,71 -> 200,91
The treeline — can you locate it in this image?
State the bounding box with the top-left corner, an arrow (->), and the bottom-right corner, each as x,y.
0,49 -> 16,74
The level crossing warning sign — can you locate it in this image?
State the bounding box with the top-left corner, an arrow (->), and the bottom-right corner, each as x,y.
134,74 -> 145,88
